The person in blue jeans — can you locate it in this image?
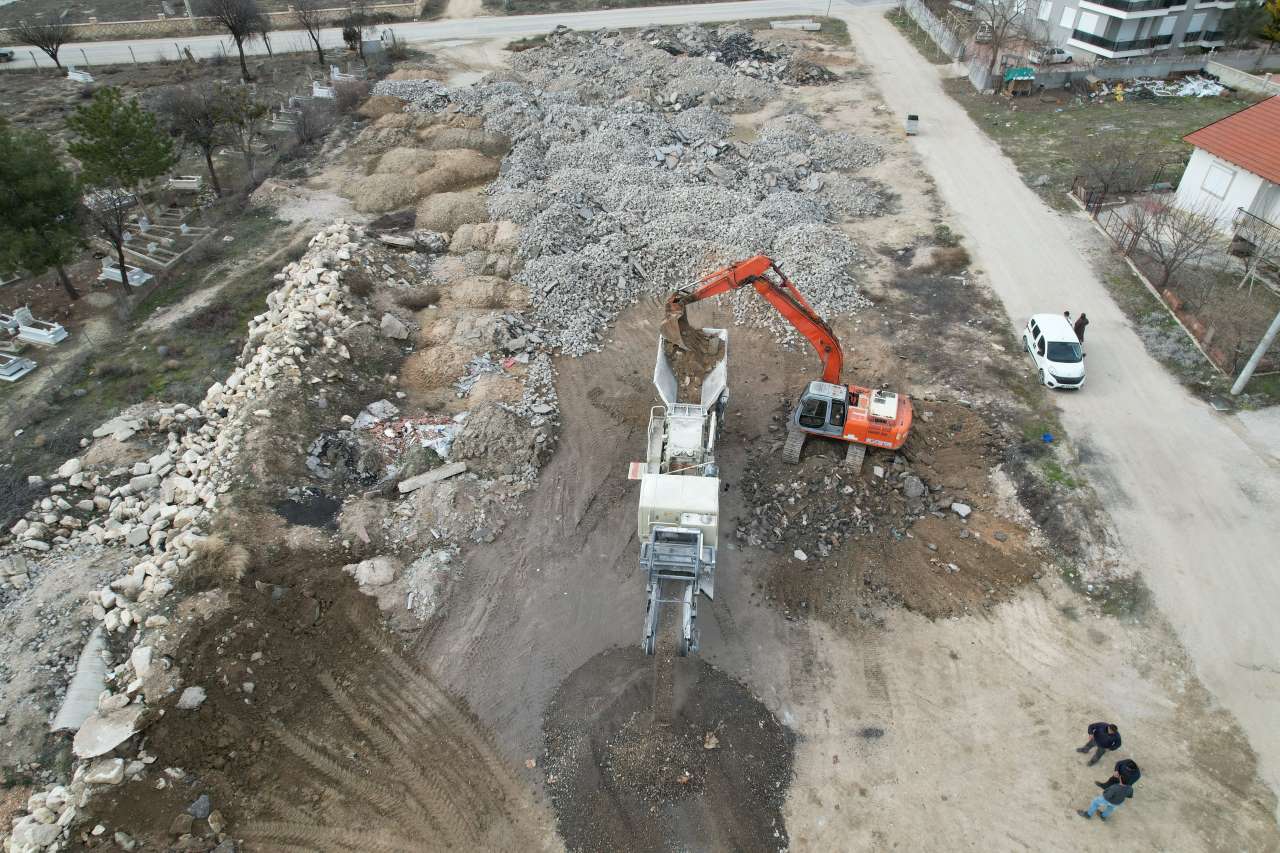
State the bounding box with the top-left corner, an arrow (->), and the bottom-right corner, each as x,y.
1079,781 -> 1134,821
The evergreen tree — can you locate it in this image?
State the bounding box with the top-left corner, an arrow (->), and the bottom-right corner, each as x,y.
0,121 -> 85,300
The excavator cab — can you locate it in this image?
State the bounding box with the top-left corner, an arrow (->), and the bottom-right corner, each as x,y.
784,380 -> 912,467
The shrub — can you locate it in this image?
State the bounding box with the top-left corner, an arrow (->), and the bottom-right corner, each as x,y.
335,80 -> 370,115
395,286 -> 439,310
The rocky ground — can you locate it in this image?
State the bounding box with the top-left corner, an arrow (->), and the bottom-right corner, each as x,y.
2,19 -> 1277,853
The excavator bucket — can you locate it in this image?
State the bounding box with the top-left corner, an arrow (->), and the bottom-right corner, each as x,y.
660,296 -> 695,351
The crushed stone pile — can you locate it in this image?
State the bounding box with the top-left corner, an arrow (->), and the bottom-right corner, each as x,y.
374,25 -> 887,356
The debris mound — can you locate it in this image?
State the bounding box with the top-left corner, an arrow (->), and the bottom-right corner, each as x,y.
543,646 -> 795,853
373,25 -> 884,357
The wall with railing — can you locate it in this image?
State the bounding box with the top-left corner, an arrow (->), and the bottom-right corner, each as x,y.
899,0 -> 968,62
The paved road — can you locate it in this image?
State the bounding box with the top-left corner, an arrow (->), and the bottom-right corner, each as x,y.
0,0 -> 845,70
843,6 -> 1280,810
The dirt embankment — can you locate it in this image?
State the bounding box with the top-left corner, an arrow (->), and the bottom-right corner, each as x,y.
83,540 -> 551,851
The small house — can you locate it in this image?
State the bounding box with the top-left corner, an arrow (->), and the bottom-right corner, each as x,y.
1175,96 -> 1280,234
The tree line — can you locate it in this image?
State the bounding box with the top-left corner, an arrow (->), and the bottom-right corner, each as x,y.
11,0 -> 386,81
0,81 -> 274,301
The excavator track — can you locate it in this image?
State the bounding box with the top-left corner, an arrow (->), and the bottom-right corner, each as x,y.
844,442 -> 867,472
781,429 -> 806,465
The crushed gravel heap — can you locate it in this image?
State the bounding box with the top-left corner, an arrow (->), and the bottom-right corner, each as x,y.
375,25 -> 887,356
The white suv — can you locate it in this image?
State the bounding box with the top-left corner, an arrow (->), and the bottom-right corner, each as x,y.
1023,314 -> 1085,389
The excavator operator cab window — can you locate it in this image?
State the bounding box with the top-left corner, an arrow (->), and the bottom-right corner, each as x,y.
828,399 -> 846,428
798,397 -> 828,429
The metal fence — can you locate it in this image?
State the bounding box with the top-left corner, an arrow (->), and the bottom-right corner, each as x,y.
1070,161 -> 1186,218
899,0 -> 968,62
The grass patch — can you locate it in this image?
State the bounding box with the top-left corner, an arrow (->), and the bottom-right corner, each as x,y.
134,207 -> 285,322
1039,458 -> 1079,488
942,77 -> 1255,206
506,34 -> 548,52
885,8 -> 951,64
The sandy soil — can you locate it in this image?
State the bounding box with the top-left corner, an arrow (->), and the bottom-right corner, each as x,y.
444,0 -> 486,17
842,5 -> 1280,818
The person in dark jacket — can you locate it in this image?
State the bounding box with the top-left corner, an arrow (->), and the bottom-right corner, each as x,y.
1074,313 -> 1089,342
1076,722 -> 1121,766
1096,758 -> 1140,789
1079,781 -> 1134,820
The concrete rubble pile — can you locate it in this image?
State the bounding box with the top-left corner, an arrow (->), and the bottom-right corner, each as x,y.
1,223 -> 374,853
374,25 -> 887,356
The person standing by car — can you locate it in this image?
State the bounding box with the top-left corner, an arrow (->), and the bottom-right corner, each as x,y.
1074,313 -> 1089,343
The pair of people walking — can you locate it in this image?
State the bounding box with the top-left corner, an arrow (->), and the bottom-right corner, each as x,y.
1063,310 -> 1090,343
1075,721 -> 1140,821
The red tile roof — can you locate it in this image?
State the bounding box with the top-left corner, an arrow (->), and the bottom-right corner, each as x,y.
1184,96 -> 1280,186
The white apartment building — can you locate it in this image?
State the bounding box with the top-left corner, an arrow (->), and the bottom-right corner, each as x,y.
1030,0 -> 1232,59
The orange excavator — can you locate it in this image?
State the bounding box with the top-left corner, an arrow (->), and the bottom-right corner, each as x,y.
662,254 -> 912,469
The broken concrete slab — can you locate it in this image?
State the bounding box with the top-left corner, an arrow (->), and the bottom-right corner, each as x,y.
398,461 -> 468,494
73,704 -> 146,758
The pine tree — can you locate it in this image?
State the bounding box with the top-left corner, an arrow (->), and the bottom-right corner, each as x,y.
67,87 -> 177,195
0,120 -> 85,300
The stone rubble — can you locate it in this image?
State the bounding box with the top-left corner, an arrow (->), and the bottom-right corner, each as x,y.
376,24 -> 887,357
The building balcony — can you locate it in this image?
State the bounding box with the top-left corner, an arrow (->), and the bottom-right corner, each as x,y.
1078,0 -> 1185,16
1069,29 -> 1175,55
1182,29 -> 1226,44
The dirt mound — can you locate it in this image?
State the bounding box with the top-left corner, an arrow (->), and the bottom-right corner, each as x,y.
416,190 -> 489,233
357,95 -> 406,119
374,146 -> 437,175
446,275 -> 509,309
413,149 -> 501,196
83,545 -> 546,851
743,400 -> 1039,621
451,403 -> 546,477
347,173 -> 419,213
543,647 -> 794,853
417,125 -> 511,157
402,343 -> 475,390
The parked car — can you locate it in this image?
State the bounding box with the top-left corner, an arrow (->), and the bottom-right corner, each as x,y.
1023,314 -> 1085,389
0,49 -> 15,63
1029,46 -> 1073,65
974,23 -> 994,43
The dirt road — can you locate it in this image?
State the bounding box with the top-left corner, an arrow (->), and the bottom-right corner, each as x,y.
843,4 -> 1280,811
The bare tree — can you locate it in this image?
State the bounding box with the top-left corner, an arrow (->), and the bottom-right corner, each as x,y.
293,101 -> 334,145
84,184 -> 138,299
199,0 -> 266,82
293,0 -> 329,69
1137,200 -> 1223,289
12,19 -> 75,69
156,83 -> 231,197
223,87 -> 269,185
972,0 -> 1025,92
1078,139 -> 1146,195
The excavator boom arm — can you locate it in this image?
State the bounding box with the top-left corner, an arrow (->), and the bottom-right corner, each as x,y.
663,255 -> 844,385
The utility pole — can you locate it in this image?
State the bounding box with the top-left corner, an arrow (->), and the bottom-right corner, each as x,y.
1231,307 -> 1280,395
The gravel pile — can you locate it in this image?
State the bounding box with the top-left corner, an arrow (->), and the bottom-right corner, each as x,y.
375,25 -> 888,356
